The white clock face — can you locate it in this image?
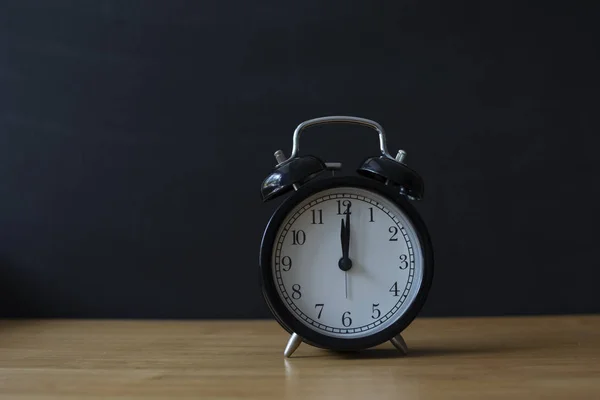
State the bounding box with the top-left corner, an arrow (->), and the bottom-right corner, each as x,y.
272,186 -> 424,338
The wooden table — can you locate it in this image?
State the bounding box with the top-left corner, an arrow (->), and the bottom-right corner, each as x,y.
0,316 -> 598,399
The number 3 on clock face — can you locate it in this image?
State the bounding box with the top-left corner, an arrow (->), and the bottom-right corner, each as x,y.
260,176 -> 433,351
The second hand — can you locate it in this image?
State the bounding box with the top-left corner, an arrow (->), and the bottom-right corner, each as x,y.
345,271 -> 348,299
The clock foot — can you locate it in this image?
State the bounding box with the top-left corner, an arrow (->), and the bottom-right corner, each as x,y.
284,333 -> 303,358
390,333 -> 408,355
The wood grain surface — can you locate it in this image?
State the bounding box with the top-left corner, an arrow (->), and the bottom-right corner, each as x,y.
0,316 -> 599,399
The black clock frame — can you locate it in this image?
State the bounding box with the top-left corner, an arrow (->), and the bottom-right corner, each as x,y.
259,175 -> 434,351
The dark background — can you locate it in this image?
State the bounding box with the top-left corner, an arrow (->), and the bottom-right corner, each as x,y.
1,1 -> 598,318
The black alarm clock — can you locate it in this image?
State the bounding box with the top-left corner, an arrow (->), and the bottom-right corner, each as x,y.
259,116 -> 433,357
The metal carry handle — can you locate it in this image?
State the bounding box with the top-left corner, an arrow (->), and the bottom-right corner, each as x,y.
285,116 -> 395,163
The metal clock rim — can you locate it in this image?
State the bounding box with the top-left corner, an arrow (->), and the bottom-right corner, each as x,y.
259,176 -> 434,352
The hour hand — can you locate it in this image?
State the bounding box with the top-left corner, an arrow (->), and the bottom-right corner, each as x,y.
341,219 -> 349,257
338,206 -> 352,271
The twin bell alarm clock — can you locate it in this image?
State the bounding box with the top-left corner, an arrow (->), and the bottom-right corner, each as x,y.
259,116 -> 434,357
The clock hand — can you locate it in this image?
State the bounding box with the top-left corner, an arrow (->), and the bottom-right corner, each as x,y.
345,203 -> 350,253
338,204 -> 352,272
340,219 -> 348,259
340,218 -> 349,299
345,203 -> 351,299
345,271 -> 348,299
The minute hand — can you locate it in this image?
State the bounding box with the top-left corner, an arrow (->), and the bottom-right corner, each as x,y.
344,205 -> 350,256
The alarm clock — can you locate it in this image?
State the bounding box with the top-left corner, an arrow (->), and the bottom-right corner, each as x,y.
259,116 -> 433,357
